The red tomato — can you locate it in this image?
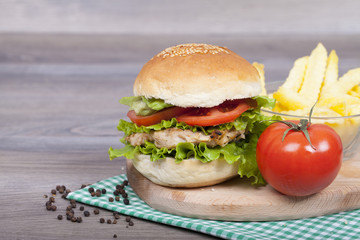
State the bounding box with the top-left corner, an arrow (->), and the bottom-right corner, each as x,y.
256,121 -> 343,197
127,107 -> 190,126
176,99 -> 256,126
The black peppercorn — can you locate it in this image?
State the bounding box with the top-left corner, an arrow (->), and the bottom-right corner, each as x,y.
57,215 -> 63,220
99,218 -> 105,223
95,190 -> 101,197
84,211 -> 90,217
125,216 -> 131,222
94,209 -> 100,215
77,217 -> 82,223
109,197 -> 114,202
115,196 -> 120,201
79,206 -> 84,211
123,198 -> 130,205
123,180 -> 129,186
88,187 -> 94,193
107,219 -> 112,224
51,189 -> 56,195
101,189 -> 106,194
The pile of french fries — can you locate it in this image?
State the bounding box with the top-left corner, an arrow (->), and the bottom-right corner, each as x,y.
269,43 -> 360,117
253,43 -> 360,150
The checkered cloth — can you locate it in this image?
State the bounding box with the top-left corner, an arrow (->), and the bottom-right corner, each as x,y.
67,174 -> 360,240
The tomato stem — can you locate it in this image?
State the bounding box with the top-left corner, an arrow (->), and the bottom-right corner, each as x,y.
271,102 -> 318,150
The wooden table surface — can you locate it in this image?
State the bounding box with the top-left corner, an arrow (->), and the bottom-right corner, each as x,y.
1,33 -> 360,239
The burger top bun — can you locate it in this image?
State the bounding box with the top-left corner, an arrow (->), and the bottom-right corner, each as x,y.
134,43 -> 262,108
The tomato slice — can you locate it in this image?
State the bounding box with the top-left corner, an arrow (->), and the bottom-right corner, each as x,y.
176,99 -> 256,126
127,107 -> 190,126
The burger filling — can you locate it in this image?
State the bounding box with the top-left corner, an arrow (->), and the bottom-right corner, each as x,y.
109,95 -> 279,185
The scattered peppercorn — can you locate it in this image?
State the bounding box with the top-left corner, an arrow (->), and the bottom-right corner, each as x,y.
79,206 -> 84,211
43,194 -> 48,198
94,209 -> 99,215
71,217 -> 77,222
51,189 -> 56,195
125,216 -> 131,222
77,217 -> 82,223
70,199 -> 75,204
123,198 -> 130,205
123,180 -> 129,186
49,196 -> 55,202
114,214 -> 120,219
119,189 -> 125,194
95,190 -> 101,197
100,218 -> 105,223
71,203 -> 76,208
88,187 -> 94,193
113,190 -> 119,196
61,185 -> 66,191
107,219 -> 112,224
65,189 -> 71,194
84,211 -> 90,217
56,185 -> 61,191
113,234 -> 117,238
51,205 -> 57,211
101,189 -> 106,194
81,184 -> 86,189
67,215 -> 72,221
57,215 -> 63,220
129,221 -> 134,226
122,193 -> 128,198
113,220 -> 117,224
61,193 -> 67,199
91,192 -> 96,197
66,205 -> 72,211
109,197 -> 114,202
115,196 -> 120,201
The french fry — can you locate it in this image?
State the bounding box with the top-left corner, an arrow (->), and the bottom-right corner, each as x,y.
348,85 -> 360,98
338,68 -> 360,93
282,56 -> 308,92
252,62 -> 266,95
273,87 -> 311,110
298,43 -> 328,103
322,50 -> 339,91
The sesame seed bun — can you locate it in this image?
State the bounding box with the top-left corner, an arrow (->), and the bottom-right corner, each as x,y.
134,43 -> 261,108
131,154 -> 239,188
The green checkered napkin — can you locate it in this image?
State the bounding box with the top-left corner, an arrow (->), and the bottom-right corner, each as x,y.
67,174 -> 360,240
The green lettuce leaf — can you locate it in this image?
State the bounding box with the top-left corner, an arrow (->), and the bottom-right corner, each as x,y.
119,96 -> 173,116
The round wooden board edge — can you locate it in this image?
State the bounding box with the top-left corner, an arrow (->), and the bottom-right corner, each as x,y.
126,158 -> 360,221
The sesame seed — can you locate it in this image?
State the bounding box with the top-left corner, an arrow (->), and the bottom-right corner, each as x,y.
155,43 -> 229,59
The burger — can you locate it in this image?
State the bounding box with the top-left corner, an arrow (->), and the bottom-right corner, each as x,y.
109,43 -> 277,187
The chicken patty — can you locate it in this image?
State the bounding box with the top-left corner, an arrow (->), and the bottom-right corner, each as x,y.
125,128 -> 245,148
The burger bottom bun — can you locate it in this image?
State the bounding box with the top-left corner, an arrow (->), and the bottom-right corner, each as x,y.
131,154 -> 240,188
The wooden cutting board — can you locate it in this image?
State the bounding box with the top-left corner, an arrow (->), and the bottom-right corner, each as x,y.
126,153 -> 360,221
